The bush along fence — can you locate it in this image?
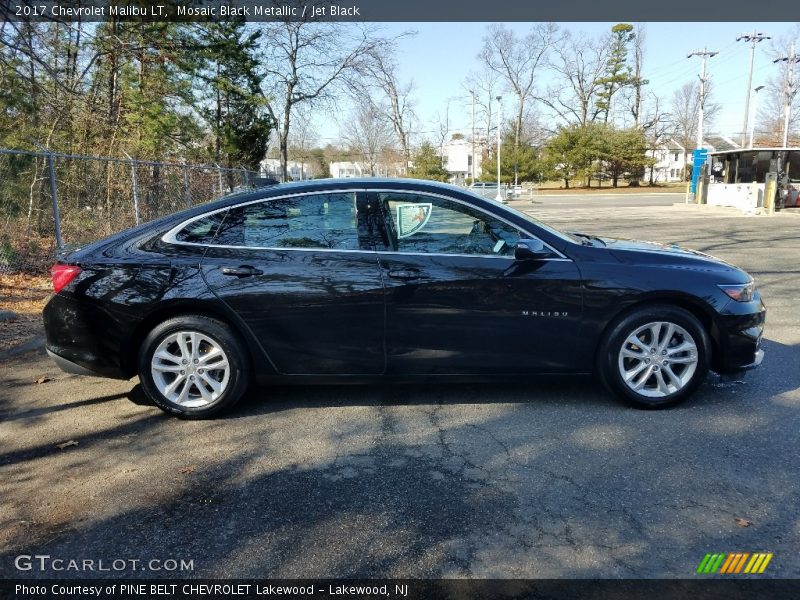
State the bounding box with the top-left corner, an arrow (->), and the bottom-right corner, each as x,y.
0,148 -> 258,278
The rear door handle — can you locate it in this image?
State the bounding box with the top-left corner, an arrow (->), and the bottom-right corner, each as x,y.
387,269 -> 420,280
221,265 -> 263,277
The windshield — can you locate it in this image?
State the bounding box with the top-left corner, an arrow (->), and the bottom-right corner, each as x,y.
460,188 -> 579,244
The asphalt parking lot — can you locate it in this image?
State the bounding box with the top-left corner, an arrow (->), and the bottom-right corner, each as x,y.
1,194 -> 798,579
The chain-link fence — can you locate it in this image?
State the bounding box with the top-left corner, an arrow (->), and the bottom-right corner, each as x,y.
0,148 -> 258,280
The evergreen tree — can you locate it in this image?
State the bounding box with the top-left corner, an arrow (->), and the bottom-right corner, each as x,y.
543,123 -> 606,188
596,24 -> 635,124
408,142 -> 449,182
189,23 -> 274,170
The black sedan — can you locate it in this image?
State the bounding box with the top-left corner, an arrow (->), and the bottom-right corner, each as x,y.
43,179 -> 765,418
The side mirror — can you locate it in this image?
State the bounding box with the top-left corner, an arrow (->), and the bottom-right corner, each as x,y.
514,239 -> 550,260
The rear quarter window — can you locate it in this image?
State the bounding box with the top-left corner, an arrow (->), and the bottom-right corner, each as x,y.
173,211 -> 228,243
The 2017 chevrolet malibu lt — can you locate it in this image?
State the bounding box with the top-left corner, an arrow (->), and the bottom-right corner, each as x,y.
43,179 -> 765,418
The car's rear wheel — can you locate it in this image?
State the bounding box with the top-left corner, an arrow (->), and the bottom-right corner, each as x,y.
598,305 -> 710,408
138,315 -> 250,419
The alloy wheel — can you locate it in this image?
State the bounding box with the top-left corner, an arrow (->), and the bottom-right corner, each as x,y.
617,321 -> 699,398
150,331 -> 231,407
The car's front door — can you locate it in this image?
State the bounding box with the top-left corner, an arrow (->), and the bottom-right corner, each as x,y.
370,191 -> 583,375
198,191 -> 385,375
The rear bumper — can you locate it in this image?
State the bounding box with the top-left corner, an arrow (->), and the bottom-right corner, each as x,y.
43,294 -> 130,380
47,348 -> 100,376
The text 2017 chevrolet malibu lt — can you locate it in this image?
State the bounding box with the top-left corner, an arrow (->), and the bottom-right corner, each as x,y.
43,179 -> 765,418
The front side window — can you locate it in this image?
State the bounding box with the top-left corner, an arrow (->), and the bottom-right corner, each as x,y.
173,193 -> 359,250
378,192 -> 522,257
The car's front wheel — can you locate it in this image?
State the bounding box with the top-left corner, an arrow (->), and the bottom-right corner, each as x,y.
598,305 -> 710,408
138,315 -> 250,419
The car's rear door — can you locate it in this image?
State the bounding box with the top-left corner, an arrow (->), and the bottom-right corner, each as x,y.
197,190 -> 385,375
369,190 -> 583,375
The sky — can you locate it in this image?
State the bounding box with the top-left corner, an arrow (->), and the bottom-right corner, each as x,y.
313,21 -> 799,145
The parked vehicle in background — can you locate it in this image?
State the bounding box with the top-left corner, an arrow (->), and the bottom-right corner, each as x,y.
43,178 -> 765,419
469,181 -> 506,201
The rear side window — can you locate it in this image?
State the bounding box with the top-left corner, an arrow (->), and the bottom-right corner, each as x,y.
174,192 -> 360,250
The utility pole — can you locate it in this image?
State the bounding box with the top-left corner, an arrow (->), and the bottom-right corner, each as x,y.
687,48 -> 718,150
773,42 -> 799,148
737,32 -> 770,147
470,90 -> 476,184
495,95 -> 503,202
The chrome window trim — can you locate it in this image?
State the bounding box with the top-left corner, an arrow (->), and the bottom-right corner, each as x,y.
161,186 -> 571,261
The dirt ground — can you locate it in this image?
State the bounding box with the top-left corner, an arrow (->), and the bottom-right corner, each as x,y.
0,273 -> 49,352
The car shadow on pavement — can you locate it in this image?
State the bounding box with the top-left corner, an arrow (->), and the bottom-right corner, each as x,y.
0,392 -> 131,424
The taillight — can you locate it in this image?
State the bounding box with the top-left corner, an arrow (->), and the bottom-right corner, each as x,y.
51,264 -> 82,293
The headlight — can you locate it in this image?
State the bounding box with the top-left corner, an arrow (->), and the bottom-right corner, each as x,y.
718,282 -> 755,302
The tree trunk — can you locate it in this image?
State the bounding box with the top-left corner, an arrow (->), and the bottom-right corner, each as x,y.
280,97 -> 292,181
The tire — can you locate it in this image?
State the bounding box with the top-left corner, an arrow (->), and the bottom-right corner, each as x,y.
597,304 -> 710,409
138,315 -> 250,419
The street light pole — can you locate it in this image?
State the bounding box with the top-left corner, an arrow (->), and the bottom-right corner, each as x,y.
495,95 -> 503,202
749,85 -> 765,148
737,32 -> 770,147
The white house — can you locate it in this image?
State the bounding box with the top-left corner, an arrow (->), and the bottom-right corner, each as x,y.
329,160 -> 405,178
260,158 -> 312,181
645,135 -> 741,183
442,136 -> 483,185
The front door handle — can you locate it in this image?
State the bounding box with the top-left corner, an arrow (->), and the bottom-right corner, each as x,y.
387,269 -> 420,280
221,265 -> 263,277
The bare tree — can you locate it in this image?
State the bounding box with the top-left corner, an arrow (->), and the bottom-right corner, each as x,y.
479,23 -> 557,149
361,35 -> 416,169
260,20 -> 382,180
670,80 -> 721,175
756,26 -> 800,145
464,66 -> 502,145
630,24 -> 647,126
340,99 -> 394,176
538,30 -> 608,127
287,107 -> 316,179
639,91 -> 672,184
432,100 -> 454,167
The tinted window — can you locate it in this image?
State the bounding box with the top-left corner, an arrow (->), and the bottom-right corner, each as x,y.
173,211 -> 228,243
379,193 -> 522,257
178,193 -> 360,250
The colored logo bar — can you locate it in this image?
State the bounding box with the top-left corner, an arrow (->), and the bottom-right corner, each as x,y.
696,552 -> 773,574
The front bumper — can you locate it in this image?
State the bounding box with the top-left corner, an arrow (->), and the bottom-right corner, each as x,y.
713,295 -> 766,374
739,348 -> 764,371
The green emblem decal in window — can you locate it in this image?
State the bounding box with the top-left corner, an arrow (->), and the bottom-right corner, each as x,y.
395,203 -> 432,238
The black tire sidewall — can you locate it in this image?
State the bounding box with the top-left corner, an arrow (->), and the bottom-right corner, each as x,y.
138,315 -> 250,419
599,305 -> 710,409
